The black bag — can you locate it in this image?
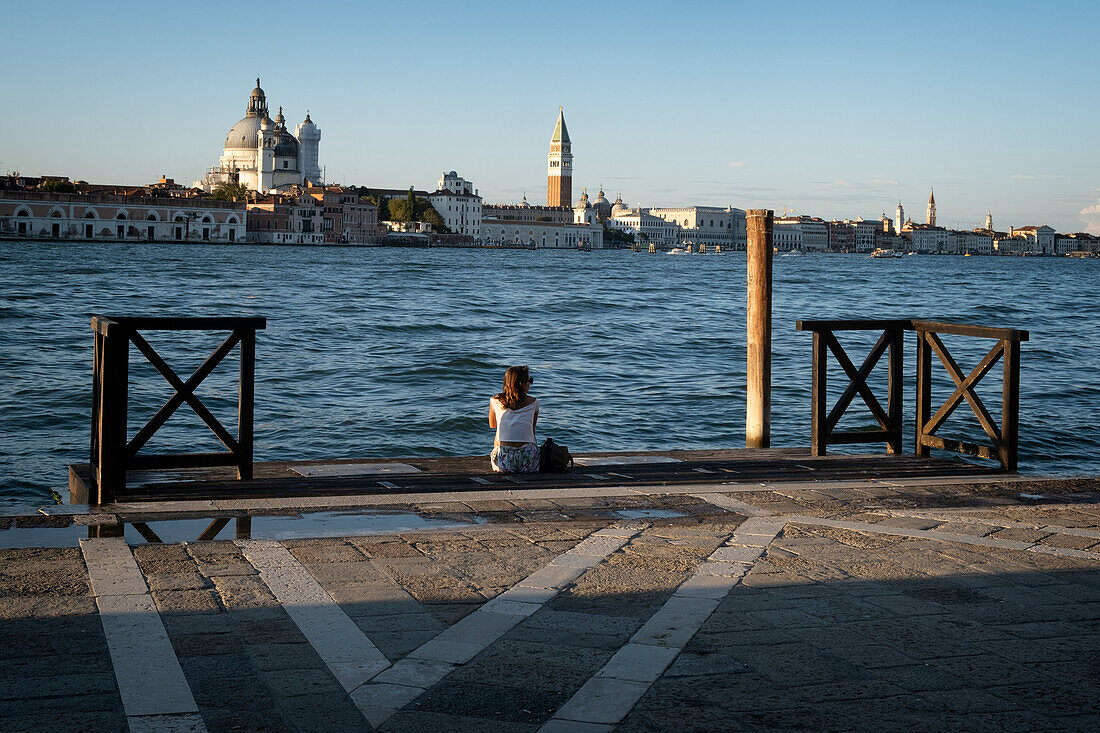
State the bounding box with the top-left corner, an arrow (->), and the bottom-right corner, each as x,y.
539,438 -> 574,473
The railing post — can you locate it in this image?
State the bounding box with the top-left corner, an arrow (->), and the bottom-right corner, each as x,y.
1002,338 -> 1020,471
914,329 -> 931,458
887,326 -> 903,454
237,328 -> 256,481
810,330 -> 827,456
94,322 -> 129,504
746,209 -> 773,449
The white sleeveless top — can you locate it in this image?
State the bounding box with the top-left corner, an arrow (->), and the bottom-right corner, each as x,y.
490,396 -> 540,443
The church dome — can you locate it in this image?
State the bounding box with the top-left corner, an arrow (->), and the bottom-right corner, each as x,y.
593,189 -> 609,206
224,115 -> 262,150
575,189 -> 590,209
611,195 -> 629,216
274,132 -> 299,157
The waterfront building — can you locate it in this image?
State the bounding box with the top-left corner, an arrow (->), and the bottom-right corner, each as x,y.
247,191 -> 324,244
607,206 -> 679,250
774,216 -> 828,252
1007,225 -> 1056,255
306,186 -> 379,244
427,172 -> 482,238
827,221 -> 855,251
0,186 -> 244,243
546,108 -> 573,207
481,218 -> 602,249
909,223 -> 950,253
927,188 -> 937,226
648,206 -> 746,251
484,197 -> 572,224
950,229 -> 993,254
197,79 -> 321,194
1055,233 -> 1100,255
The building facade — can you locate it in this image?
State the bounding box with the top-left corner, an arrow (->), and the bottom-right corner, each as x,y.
427,171 -> 482,237
481,219 -> 602,249
0,189 -> 245,243
484,198 -> 572,224
648,206 -> 746,251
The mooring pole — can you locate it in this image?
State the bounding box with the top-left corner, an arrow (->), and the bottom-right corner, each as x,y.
746,209 -> 774,449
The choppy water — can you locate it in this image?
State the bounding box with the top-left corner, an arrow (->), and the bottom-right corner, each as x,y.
1,241 -> 1097,508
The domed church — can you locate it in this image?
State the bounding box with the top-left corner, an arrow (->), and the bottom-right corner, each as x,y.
197,79 -> 321,193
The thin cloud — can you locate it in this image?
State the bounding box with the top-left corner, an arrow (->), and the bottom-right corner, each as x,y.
728,161 -> 745,169
872,176 -> 899,186
1010,173 -> 1066,181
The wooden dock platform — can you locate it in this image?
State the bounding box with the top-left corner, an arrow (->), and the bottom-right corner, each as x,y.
69,447 -> 1003,504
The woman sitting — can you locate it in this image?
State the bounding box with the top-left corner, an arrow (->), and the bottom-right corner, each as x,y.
488,365 -> 540,473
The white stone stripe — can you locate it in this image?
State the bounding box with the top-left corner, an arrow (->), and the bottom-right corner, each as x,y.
543,520 -> 786,728
785,515 -> 1100,560
351,522 -> 647,728
234,539 -> 391,692
880,509 -> 1100,540
696,493 -> 774,517
79,538 -> 205,729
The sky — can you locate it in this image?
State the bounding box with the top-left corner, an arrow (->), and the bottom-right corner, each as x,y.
2,0 -> 1098,233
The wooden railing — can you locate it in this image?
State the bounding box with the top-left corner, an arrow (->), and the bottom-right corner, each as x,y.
796,319 -> 1028,471
89,316 -> 266,504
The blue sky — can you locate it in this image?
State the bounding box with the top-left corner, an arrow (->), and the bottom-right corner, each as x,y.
2,0 -> 1098,232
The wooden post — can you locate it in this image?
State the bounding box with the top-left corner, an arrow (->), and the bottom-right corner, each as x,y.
237,328 -> 256,480
914,330 -> 931,458
887,326 -> 903,454
95,322 -> 129,504
1001,338 -> 1020,471
746,209 -> 773,449
810,330 -> 827,456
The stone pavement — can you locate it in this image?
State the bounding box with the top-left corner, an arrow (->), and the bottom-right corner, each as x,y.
2,476 -> 1099,731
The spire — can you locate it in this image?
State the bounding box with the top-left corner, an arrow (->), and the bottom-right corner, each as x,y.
929,188 -> 935,205
551,106 -> 570,144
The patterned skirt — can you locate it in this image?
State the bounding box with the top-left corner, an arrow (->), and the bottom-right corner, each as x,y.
490,443 -> 540,473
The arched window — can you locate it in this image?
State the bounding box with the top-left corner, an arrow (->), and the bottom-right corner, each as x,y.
50,211 -> 62,218
116,212 -> 127,220
15,208 -> 30,235
146,213 -> 157,221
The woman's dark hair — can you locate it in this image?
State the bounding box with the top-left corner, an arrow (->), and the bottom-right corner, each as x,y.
494,365 -> 530,410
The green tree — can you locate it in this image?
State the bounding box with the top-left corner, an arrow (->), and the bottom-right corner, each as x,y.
212,182 -> 252,201
38,179 -> 76,193
362,195 -> 390,220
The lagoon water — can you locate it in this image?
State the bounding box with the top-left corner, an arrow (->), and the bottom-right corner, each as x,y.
1,241 -> 1097,509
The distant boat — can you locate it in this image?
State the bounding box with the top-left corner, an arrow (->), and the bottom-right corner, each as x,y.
666,247 -> 688,255
871,248 -> 904,258
779,249 -> 803,257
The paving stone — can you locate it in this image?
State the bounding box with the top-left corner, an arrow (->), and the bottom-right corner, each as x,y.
382,709 -> 538,732
552,676 -> 652,724
372,658 -> 453,688
630,596 -> 719,648
596,643 -> 679,683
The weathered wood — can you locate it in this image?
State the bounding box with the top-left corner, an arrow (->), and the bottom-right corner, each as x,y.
925,332 -> 1001,445
920,435 -> 999,462
828,430 -> 899,444
746,209 -> 773,449
125,330 -> 242,457
130,522 -> 163,543
95,322 -> 129,504
197,518 -> 231,541
823,331 -> 891,433
910,320 -> 1028,342
915,331 -> 932,459
887,327 -> 903,454
92,316 -> 266,334
921,339 -> 1004,438
1002,338 -> 1021,472
238,329 -> 256,481
810,331 -> 827,456
797,319 -> 911,332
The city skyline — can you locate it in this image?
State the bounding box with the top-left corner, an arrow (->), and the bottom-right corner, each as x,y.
2,0 -> 1097,233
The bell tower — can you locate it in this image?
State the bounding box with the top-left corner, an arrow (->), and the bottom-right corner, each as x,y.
546,107 -> 573,207
927,188 -> 937,226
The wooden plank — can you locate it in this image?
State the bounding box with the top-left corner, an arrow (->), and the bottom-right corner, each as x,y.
797,319 -> 911,332
915,331 -> 931,459
1002,339 -> 1021,472
810,331 -> 827,456
920,434 -> 999,462
237,329 -> 256,481
103,316 -> 267,332
96,322 -> 129,504
910,320 -> 1028,342
196,517 -> 231,541
886,327 -> 903,454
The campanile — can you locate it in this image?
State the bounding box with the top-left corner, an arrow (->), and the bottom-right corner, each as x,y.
546,107 -> 573,207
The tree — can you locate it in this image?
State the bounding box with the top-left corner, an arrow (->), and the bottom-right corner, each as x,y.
361,195 -> 390,221
38,179 -> 75,193
212,182 -> 252,201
